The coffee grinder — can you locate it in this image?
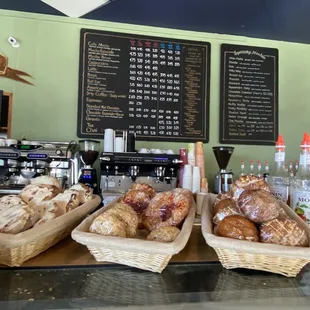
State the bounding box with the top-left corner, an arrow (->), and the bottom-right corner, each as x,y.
78,140 -> 100,193
213,146 -> 234,194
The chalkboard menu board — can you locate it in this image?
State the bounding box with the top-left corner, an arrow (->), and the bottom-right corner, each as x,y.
220,44 -> 278,145
78,29 -> 210,142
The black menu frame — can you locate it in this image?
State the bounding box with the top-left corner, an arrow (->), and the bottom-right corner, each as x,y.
77,29 -> 211,142
220,43 -> 279,145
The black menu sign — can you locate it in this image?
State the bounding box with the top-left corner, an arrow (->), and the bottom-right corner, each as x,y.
220,44 -> 278,145
78,29 -> 210,142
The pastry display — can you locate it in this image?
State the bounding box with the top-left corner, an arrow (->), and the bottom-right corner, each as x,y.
89,183 -> 193,243
213,198 -> 241,225
237,189 -> 280,224
213,175 -> 309,248
260,218 -> 309,247
215,215 -> 259,242
0,176 -> 94,234
146,226 -> 180,242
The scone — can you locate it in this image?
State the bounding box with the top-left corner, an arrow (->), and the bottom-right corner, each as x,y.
105,203 -> 138,238
146,226 -> 180,242
89,213 -> 126,237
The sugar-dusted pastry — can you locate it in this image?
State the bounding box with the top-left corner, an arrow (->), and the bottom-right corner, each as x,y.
0,195 -> 25,213
34,200 -> 67,226
0,204 -> 39,234
146,226 -> 180,242
31,175 -> 62,189
122,189 -> 152,215
19,184 -> 61,207
52,191 -> 82,212
89,213 -> 126,238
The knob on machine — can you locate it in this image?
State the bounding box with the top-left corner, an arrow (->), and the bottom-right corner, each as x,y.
78,140 -> 100,193
213,146 -> 234,194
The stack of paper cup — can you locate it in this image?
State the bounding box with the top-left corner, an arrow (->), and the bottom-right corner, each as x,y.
104,128 -> 114,152
187,143 -> 196,166
114,137 -> 124,152
192,166 -> 201,193
182,164 -> 193,191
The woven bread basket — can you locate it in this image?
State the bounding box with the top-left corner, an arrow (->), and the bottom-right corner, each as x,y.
72,197 -> 196,273
0,195 -> 101,267
201,193 -> 310,277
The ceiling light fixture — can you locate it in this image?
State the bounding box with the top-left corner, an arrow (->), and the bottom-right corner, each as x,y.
41,0 -> 111,18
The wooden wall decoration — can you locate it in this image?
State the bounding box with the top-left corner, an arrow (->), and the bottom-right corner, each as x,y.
0,54 -> 34,85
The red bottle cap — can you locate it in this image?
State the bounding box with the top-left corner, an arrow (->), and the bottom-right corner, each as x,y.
275,134 -> 285,151
301,132 -> 310,149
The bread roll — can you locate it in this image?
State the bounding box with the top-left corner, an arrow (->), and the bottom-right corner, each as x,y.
146,226 -> 180,242
213,198 -> 241,225
215,215 -> 259,242
231,175 -> 270,200
20,184 -> 61,207
237,189 -> 280,224
89,213 -> 126,237
31,176 -> 61,189
260,218 -> 309,247
106,203 -> 138,238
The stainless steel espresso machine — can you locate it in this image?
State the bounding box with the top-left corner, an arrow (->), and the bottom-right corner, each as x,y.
0,141 -> 80,195
99,152 -> 182,204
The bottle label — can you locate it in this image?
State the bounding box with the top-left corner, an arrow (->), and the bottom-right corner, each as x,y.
300,154 -> 305,165
292,191 -> 310,224
275,152 -> 285,162
271,185 -> 289,204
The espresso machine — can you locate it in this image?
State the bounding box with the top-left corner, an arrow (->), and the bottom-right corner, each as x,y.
99,152 -> 182,203
78,140 -> 100,193
213,146 -> 234,194
0,141 -> 79,195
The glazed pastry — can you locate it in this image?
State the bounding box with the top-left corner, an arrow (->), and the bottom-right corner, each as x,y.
260,218 -> 309,247
68,183 -> 93,203
213,198 -> 241,225
89,213 -> 126,238
20,184 -> 61,207
131,183 -> 156,198
146,226 -> 180,242
214,192 -> 231,205
231,175 -> 270,200
31,175 -> 62,189
237,189 -> 280,224
143,191 -> 191,231
215,215 -> 259,242
106,203 -> 138,238
122,189 -> 152,215
172,188 -> 194,200
0,204 -> 38,234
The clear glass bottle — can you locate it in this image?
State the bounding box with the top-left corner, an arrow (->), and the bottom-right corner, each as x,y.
268,135 -> 290,205
295,160 -> 299,176
239,160 -> 246,177
263,160 -> 270,182
291,133 -> 310,223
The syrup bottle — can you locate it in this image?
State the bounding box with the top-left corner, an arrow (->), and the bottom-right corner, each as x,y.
249,160 -> 255,176
269,135 -> 290,204
263,160 -> 270,182
291,133 -> 310,223
239,160 -> 246,177
255,160 -> 263,178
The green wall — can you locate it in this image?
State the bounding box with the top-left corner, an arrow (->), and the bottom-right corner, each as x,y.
0,9 -> 309,186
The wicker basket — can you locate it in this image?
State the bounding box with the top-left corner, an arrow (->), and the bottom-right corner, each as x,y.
201,193 -> 310,277
0,195 -> 101,267
72,198 -> 196,273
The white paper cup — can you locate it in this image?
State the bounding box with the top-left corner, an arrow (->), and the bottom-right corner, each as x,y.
114,137 -> 124,152
104,129 -> 114,152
